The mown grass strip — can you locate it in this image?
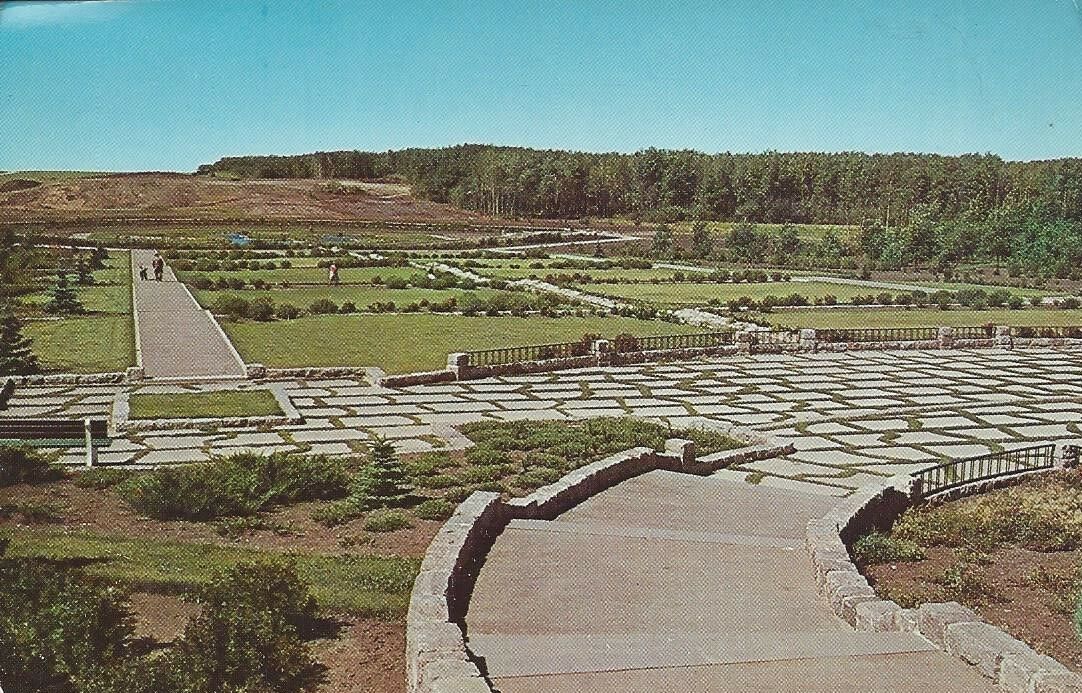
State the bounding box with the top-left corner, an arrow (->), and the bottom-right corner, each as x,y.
0,528 -> 418,618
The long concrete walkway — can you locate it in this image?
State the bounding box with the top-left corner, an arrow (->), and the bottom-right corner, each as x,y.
131,249 -> 245,379
466,470 -> 996,692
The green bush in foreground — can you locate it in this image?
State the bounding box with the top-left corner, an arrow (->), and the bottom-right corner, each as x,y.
852,532 -> 926,565
893,471 -> 1082,551
0,553 -> 134,692
120,452 -> 350,521
72,468 -> 133,490
0,445 -> 63,487
414,498 -> 455,521
363,510 -> 412,533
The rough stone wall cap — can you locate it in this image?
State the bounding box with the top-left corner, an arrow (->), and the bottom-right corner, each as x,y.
916,601 -> 981,647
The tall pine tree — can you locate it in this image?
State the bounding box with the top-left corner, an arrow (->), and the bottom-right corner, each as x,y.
0,307 -> 39,375
352,437 -> 412,509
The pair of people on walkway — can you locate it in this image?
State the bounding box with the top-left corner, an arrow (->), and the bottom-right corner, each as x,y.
152,254 -> 164,281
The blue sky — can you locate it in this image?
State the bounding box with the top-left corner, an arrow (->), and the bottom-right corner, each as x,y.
1,0 -> 1081,171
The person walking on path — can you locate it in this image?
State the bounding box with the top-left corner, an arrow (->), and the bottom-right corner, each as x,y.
139,266 -> 148,281
152,255 -> 164,281
328,262 -> 340,285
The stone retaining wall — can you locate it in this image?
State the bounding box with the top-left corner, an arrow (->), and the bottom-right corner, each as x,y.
406,433 -> 793,693
805,462 -> 1081,691
3,372 -> 128,386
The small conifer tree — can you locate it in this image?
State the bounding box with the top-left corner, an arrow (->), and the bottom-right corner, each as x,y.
352,437 -> 412,509
45,272 -> 83,314
0,307 -> 39,375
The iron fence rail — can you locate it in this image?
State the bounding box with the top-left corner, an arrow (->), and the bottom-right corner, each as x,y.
1013,326 -> 1082,339
613,331 -> 733,353
818,327 -> 939,343
468,341 -> 588,367
914,444 -> 1057,496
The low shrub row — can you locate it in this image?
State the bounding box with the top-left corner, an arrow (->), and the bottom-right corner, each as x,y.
119,452 -> 350,521
212,289 -> 574,321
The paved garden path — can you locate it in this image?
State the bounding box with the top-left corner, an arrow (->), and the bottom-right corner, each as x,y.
467,471 -> 995,692
130,249 -> 245,380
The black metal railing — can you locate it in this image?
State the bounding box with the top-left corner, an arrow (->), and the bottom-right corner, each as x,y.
1013,326 -> 1082,339
914,444 -> 1057,496
818,327 -> 939,343
953,325 -> 997,340
468,340 -> 588,367
612,331 -> 733,354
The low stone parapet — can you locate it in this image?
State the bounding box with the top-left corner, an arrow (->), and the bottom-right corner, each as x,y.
2,372 -> 127,386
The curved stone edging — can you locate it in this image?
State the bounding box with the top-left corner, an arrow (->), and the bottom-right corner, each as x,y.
406,432 -> 795,693
806,469 -> 1082,691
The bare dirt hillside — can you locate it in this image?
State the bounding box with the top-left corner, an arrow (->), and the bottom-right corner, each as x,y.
0,173 -> 486,224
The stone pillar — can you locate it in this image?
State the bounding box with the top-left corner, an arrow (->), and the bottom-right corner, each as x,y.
937,326 -> 955,349
245,363 -> 267,380
664,438 -> 696,469
124,366 -> 145,383
590,339 -> 611,354
736,331 -> 754,354
447,352 -> 470,379
1058,444 -> 1080,470
995,325 -> 1013,349
799,328 -> 818,352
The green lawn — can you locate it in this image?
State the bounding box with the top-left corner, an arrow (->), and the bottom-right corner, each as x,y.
21,252 -> 135,373
0,528 -> 417,618
192,285 -> 501,309
764,308 -> 1082,329
222,313 -> 703,373
586,281 -> 875,307
24,315 -> 136,373
177,265 -> 419,285
129,390 -> 283,419
23,251 -> 132,315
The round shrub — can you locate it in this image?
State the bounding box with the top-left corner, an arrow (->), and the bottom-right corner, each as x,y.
363,510 -> 412,532
414,499 -> 455,521
308,298 -> 339,315
513,467 -> 562,489
212,294 -> 250,320
415,473 -> 459,489
459,465 -> 507,484
249,297 -> 276,322
275,303 -> 301,320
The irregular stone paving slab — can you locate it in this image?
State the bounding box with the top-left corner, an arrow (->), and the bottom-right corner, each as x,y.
139,449 -> 210,465
290,428 -> 369,443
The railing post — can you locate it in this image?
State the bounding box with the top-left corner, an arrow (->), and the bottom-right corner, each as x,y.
736,330 -> 754,354
84,418 -> 97,468
937,326 -> 954,349
799,328 -> 817,352
995,325 -> 1013,349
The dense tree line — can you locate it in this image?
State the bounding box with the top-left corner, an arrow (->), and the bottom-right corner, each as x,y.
197,146 -> 1082,227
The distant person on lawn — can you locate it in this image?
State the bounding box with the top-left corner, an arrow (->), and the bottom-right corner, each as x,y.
329,263 -> 340,285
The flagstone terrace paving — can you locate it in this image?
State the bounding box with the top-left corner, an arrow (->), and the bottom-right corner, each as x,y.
4,348 -> 1080,498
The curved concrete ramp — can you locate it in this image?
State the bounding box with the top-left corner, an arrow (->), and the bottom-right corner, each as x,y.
466,471 -> 995,692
